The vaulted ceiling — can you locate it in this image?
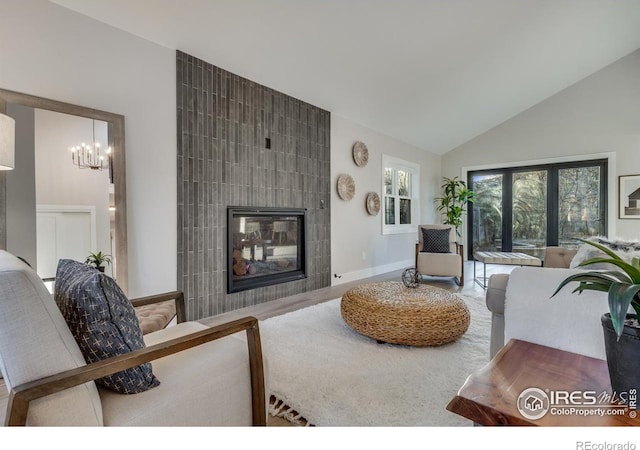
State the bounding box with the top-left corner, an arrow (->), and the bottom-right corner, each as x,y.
50,0 -> 640,155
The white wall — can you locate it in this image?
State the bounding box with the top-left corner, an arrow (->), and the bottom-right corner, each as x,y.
2,1 -> 444,296
442,49 -> 640,242
0,0 -> 176,297
331,115 -> 441,284
6,104 -> 36,268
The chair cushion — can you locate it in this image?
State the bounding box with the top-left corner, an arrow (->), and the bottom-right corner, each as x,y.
100,322 -> 260,426
416,251 -> 462,277
135,300 -> 177,335
421,227 -> 451,253
54,259 -> 160,394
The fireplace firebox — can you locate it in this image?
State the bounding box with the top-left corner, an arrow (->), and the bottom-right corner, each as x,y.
227,207 -> 307,293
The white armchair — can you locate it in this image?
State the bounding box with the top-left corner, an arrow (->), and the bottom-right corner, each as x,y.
0,250 -> 267,426
415,224 -> 464,286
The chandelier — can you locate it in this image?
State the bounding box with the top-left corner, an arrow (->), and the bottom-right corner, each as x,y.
70,120 -> 111,170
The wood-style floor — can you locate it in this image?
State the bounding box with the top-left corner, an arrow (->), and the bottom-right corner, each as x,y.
199,260 -> 516,328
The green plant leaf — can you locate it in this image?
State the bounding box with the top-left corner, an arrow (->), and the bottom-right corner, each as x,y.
578,258 -> 640,283
551,271 -> 629,298
608,282 -> 640,339
572,281 -> 612,295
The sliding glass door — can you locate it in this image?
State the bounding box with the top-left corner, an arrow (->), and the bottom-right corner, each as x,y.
558,166 -> 604,246
468,159 -> 607,261
512,170 -> 547,258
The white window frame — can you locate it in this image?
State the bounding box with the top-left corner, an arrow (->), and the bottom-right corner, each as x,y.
382,155 -> 420,235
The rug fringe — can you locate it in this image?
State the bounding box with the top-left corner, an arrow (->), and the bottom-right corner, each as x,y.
269,395 -> 312,426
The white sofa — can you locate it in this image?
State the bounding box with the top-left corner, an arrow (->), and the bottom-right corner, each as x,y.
486,266 -> 610,360
0,250 -> 268,426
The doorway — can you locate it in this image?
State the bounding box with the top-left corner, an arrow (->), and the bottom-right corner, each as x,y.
468,159 -> 607,261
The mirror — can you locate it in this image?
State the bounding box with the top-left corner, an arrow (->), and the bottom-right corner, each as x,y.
0,88 -> 128,293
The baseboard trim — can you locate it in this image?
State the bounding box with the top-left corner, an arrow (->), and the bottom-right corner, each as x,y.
332,259 -> 413,286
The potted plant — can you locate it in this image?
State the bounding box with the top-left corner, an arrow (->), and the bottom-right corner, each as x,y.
434,176 -> 475,238
553,239 -> 640,395
85,251 -> 112,273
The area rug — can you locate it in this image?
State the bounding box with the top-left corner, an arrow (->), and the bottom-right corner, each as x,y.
259,293 -> 491,426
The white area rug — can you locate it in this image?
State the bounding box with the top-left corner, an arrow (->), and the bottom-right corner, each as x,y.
260,293 -> 491,426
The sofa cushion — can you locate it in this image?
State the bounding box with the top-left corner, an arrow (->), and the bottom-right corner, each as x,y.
55,259 -> 160,394
570,236 -> 640,271
421,227 -> 451,253
504,267 -> 609,360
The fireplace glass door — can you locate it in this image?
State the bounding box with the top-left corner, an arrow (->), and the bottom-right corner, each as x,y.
227,207 -> 307,293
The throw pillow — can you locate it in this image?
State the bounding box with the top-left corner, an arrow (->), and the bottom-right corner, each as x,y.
54,259 -> 160,394
421,227 -> 452,253
570,236 -> 640,271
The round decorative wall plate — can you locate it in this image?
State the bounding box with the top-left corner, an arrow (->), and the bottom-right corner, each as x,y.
366,192 -> 381,215
337,174 -> 356,201
352,141 -> 369,167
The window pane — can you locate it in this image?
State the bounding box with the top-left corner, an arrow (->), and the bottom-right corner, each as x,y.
398,170 -> 410,197
385,197 -> 395,225
558,166 -> 603,246
399,199 -> 411,224
512,171 -> 547,259
471,174 -> 503,254
384,168 -> 393,195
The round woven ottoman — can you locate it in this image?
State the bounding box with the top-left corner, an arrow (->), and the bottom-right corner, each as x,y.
340,281 -> 470,346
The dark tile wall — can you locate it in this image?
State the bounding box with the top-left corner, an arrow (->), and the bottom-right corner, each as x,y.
176,51 -> 331,320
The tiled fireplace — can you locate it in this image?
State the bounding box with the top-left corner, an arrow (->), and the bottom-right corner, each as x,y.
177,51 -> 331,320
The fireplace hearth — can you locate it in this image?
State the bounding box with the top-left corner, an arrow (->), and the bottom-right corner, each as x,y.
227,207 -> 307,293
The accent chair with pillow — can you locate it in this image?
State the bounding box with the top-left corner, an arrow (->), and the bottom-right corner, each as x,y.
0,250 -> 267,426
415,224 -> 464,286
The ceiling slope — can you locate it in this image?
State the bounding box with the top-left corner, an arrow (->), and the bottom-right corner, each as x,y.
50,0 -> 640,154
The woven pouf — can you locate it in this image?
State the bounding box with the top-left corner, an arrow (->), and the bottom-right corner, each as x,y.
340,281 -> 470,346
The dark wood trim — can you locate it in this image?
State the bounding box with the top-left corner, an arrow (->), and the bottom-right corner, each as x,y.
130,290 -> 186,324
0,88 -> 128,294
5,316 -> 266,426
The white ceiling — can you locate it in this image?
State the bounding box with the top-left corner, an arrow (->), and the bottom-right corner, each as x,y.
50,0 -> 640,155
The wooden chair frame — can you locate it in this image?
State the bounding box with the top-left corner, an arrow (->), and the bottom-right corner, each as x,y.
5,295 -> 266,426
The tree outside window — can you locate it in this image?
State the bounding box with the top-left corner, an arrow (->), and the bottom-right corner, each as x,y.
383,156 -> 419,234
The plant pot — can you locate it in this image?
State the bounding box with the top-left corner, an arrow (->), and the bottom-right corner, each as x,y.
97,266 -> 105,273
601,313 -> 640,395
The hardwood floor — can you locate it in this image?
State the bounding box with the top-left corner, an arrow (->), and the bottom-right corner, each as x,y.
199,260 -> 516,328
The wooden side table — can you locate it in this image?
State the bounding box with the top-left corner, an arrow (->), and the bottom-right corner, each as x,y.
446,339 -> 639,426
